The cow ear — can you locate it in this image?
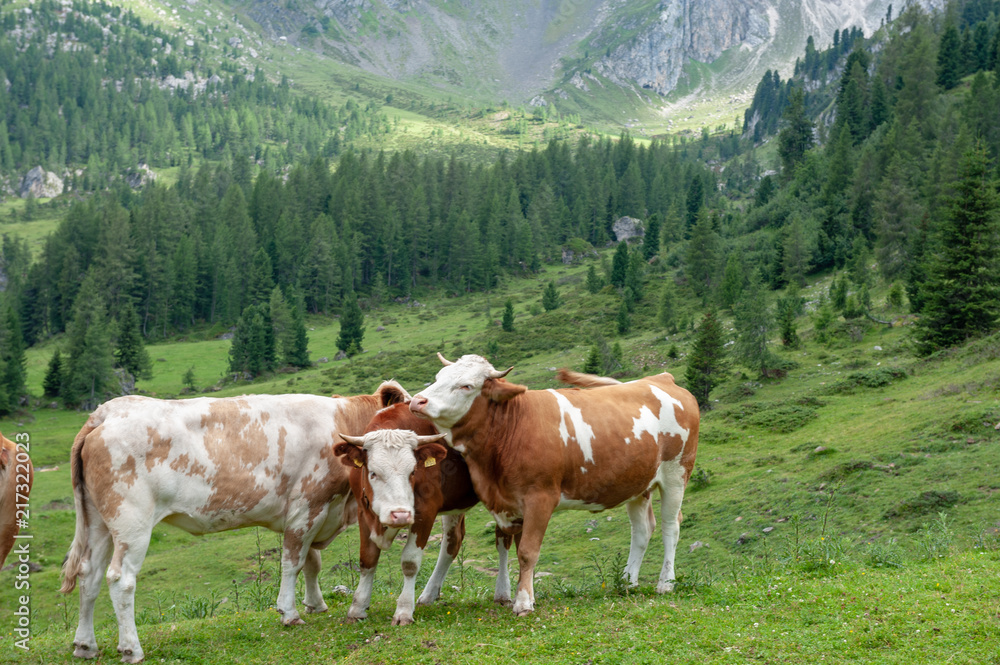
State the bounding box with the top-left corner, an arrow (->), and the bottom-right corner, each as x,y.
376,380 -> 411,407
414,443 -> 448,468
482,378 -> 527,402
0,444 -> 8,470
334,442 -> 366,469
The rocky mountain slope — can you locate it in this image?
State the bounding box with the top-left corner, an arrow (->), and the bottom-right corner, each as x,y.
235,0 -> 942,106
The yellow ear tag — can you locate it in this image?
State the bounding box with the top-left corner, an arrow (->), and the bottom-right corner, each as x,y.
424,457 -> 437,468
353,459 -> 363,468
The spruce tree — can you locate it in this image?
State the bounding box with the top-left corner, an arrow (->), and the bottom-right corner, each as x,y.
286,306 -> 311,368
616,298 -> 631,335
610,241 -> 629,289
113,302 -> 152,382
501,299 -> 515,332
585,265 -> 604,294
937,20 -> 963,90
43,349 -> 63,398
229,303 -> 277,377
658,278 -> 679,332
542,281 -> 561,312
777,87 -> 814,177
915,143 -> 1000,355
732,269 -> 777,377
62,279 -> 116,407
685,311 -> 727,409
642,215 -> 661,260
582,345 -> 601,374
718,253 -> 745,310
1,306 -> 26,406
337,293 -> 366,356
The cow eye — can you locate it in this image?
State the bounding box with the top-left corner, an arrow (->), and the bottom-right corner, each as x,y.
369,471 -> 377,481
460,384 -> 473,391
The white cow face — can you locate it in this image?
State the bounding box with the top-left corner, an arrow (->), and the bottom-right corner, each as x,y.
410,354 -> 513,428
336,430 -> 446,528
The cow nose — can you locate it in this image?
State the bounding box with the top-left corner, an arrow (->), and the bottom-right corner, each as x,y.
410,396 -> 428,413
388,510 -> 413,527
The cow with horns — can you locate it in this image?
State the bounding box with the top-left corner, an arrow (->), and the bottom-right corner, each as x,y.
409,354 -> 700,616
334,401 -> 513,625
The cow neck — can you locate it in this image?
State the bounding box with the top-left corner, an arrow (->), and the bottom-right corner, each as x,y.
451,391 -> 530,467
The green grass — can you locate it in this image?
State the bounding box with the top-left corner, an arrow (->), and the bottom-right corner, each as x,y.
2,256 -> 1000,663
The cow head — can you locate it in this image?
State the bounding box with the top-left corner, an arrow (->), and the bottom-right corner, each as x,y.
334,430 -> 447,528
409,353 -> 525,427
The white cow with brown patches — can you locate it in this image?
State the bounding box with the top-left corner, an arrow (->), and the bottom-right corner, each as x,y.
409,356 -> 700,617
60,383 -> 409,663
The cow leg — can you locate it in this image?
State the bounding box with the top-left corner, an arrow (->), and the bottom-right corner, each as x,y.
623,494 -> 656,587
511,496 -> 557,616
392,531 -> 425,626
106,529 -> 153,664
417,514 -> 463,606
493,528 -> 513,606
657,472 -> 686,593
276,527 -> 318,625
73,520 -> 112,659
347,527 -> 383,622
301,548 -> 328,614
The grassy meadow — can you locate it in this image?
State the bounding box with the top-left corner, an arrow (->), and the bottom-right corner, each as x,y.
2,250 -> 1000,663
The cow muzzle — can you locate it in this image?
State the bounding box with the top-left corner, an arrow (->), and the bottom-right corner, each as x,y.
410,396 -> 428,415
386,510 -> 414,528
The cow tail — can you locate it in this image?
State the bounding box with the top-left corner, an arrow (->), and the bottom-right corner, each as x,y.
60,415 -> 100,594
556,368 -> 621,388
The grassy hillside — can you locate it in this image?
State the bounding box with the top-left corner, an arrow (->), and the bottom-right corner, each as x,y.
2,249 -> 999,663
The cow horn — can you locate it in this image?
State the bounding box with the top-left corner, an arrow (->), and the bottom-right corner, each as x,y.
339,434 -> 365,445
415,433 -> 448,445
489,366 -> 514,379
437,352 -> 454,366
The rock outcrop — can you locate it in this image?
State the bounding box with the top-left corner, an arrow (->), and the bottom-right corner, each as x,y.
613,216 -> 645,244
19,166 -> 63,199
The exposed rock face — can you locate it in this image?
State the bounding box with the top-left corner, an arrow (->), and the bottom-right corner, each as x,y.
124,164 -> 157,189
613,216 -> 645,244
20,166 -> 63,199
594,0 -> 770,96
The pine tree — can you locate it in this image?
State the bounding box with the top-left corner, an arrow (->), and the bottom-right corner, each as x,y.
229,303 -> 277,377
610,241 -> 629,288
685,311 -> 727,409
733,270 -> 777,377
718,253 -> 745,310
658,278 -> 679,332
937,20 -> 963,90
686,209 -> 720,301
286,307 -> 311,368
247,248 -> 275,306
62,278 -> 116,407
777,87 -> 814,177
501,299 -> 515,332
337,293 -> 366,356
642,215 -> 661,260
43,349 -> 63,398
582,345 -> 601,374
0,306 -> 27,406
915,143 -> 1000,355
585,265 -> 604,294
616,297 -> 631,335
625,251 -> 645,301
777,289 -> 801,348
542,281 -> 561,312
113,302 -> 152,382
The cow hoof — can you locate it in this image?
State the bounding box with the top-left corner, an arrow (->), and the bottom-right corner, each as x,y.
656,580 -> 676,594
118,648 -> 144,664
391,615 -> 414,626
281,616 -> 306,626
304,603 -> 329,614
514,608 -> 533,617
416,594 -> 438,606
494,595 -> 512,607
73,642 -> 99,659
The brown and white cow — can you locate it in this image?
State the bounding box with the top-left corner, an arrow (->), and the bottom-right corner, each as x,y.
334,402 -> 513,625
1,432 -> 33,567
409,355 -> 700,616
60,383 -> 408,663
